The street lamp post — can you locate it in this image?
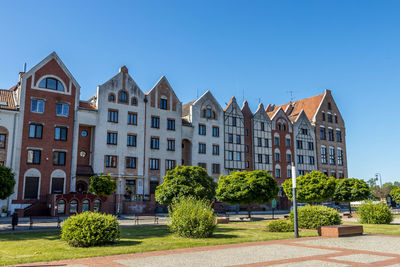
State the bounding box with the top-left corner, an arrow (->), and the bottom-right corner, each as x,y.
375,173 -> 382,188
291,162 -> 299,238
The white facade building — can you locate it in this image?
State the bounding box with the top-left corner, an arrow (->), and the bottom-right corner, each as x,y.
252,103 -> 273,172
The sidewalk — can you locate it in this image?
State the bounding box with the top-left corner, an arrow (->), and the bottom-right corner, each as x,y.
12,234 -> 400,267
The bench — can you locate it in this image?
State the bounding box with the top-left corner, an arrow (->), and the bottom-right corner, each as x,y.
134,214 -> 159,225
215,217 -> 229,224
318,225 -> 363,237
29,216 -> 61,229
342,213 -> 352,218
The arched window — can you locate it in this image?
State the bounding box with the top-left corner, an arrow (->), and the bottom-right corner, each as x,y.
212,111 -> 216,119
93,199 -> 101,212
82,199 -> 90,212
283,124 -> 287,131
108,93 -> 115,102
131,97 -> 137,106
118,91 -> 128,103
57,200 -> 65,214
69,199 -> 78,214
278,123 -> 282,131
38,77 -> 65,91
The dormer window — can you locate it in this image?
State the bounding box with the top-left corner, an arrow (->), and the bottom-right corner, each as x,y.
118,91 -> 128,103
160,98 -> 167,110
108,93 -> 115,102
39,77 -> 64,92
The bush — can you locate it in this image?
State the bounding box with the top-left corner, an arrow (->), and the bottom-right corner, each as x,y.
266,219 -> 293,232
61,212 -> 120,247
168,196 -> 216,238
358,201 -> 393,224
289,205 -> 341,229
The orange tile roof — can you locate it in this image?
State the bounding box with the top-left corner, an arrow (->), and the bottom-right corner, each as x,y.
79,101 -> 97,110
0,90 -> 17,110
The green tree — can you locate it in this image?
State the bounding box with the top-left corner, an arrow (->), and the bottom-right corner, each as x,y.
282,171 -> 336,204
89,173 -> 117,196
155,165 -> 217,204
0,165 -> 15,200
390,187 -> 400,204
332,178 -> 370,213
216,170 -> 278,218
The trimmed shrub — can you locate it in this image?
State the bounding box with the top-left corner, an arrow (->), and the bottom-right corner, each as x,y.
289,205 -> 341,229
61,212 -> 120,247
168,196 -> 216,238
266,219 -> 293,232
358,201 -> 393,224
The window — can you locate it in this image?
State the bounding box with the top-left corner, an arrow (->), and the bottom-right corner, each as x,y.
308,142 -> 314,150
57,200 -> 65,214
82,199 -> 90,212
167,119 -> 175,130
296,140 -> 303,149
228,134 -> 233,143
108,109 -> 118,123
128,112 -> 137,125
51,178 -> 64,194
258,154 -> 262,163
336,130 -> 342,142
286,153 -> 292,163
31,99 -> 44,113
198,162 -> 207,169
258,138 -> 262,147
150,158 -> 159,170
274,136 -> 280,146
301,128 -> 308,135
56,103 -> 69,116
264,138 -> 269,147
335,115 -> 338,123
118,91 -> 128,103
53,151 -> 66,166
246,161 -> 250,168
320,126 -> 326,140
0,134 -> 5,148
232,117 -> 237,126
246,145 -> 249,152
107,132 -> 118,145
283,124 -> 287,131
338,148 -> 343,165
286,138 -> 291,147
297,155 -> 304,164
24,176 -> 39,199
198,143 -> 206,154
166,160 -> 176,170
105,155 -> 117,168
151,116 -> 160,128
206,108 -> 211,118
160,98 -> 167,109
236,152 -> 241,161
236,135 -> 241,144
167,139 -> 175,151
328,102 -> 332,110
29,124 -> 43,139
329,147 -> 335,165
287,169 -> 292,178
212,163 -> 220,174
261,122 -> 265,131
212,126 -> 219,137
126,157 -> 137,169
321,146 -> 327,164
55,126 -> 67,141
93,200 -> 101,212
245,129 -> 248,136
328,113 -> 333,123
39,77 -> 64,91
275,152 -> 281,162
298,170 -> 305,176
108,93 -> 115,102
328,128 -> 334,141
212,144 -> 219,155
69,200 -> 78,214
265,154 -> 270,164
199,124 -> 206,135
338,172 -> 344,179
322,112 -> 326,121
131,97 -> 137,106
278,124 -> 282,131
228,151 -> 233,160
331,171 -> 337,178
27,149 -> 41,164
309,156 -> 315,165
151,137 -> 160,149
127,134 -> 137,147
275,168 -> 281,178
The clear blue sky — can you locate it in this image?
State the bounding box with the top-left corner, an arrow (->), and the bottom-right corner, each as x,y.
0,1 -> 399,183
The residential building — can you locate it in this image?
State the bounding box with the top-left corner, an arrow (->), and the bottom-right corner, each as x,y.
252,103 -> 273,173
241,101 -> 253,171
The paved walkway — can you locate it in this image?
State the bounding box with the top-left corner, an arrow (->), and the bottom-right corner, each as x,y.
11,234 -> 400,267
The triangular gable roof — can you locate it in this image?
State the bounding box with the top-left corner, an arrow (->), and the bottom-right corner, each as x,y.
0,90 -> 17,110
241,100 -> 252,115
253,102 -> 270,121
192,90 -> 223,111
99,67 -> 145,98
224,96 -> 242,116
146,75 -> 181,102
24,51 -> 80,90
267,107 -> 289,121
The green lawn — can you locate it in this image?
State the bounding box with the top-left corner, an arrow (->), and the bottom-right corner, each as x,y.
343,222 -> 400,236
0,225 -> 316,266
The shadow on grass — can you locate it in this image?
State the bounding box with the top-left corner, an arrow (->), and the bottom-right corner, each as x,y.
122,225 -> 170,240
0,231 -> 60,242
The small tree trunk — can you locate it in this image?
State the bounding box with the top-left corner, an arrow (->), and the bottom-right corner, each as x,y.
349,202 -> 352,214
247,204 -> 251,219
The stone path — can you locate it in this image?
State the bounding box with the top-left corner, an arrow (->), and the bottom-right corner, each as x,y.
11,234 -> 400,267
